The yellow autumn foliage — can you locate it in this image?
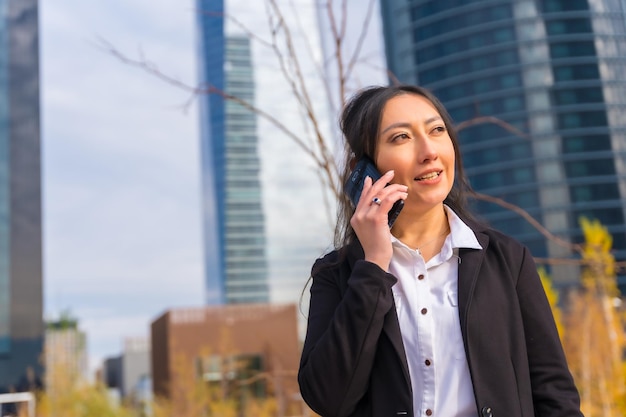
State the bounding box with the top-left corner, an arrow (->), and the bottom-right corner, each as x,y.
558,217 -> 626,417
538,266 -> 564,337
34,350 -> 298,417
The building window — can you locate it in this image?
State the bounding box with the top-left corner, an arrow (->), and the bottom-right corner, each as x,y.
472,171 -> 505,189
0,336 -> 9,354
507,190 -> 539,208
573,208 -> 624,226
491,216 -> 538,236
420,51 -> 519,84
494,28 -> 515,43
553,87 -> 604,105
501,73 -> 522,88
474,79 -> 492,94
542,0 -> 589,12
550,41 -> 596,58
503,96 -> 524,112
471,55 -> 490,71
571,183 -> 620,202
197,354 -> 266,398
496,50 -> 519,66
553,64 -> 599,81
571,186 -> 592,202
448,105 -> 474,122
417,28 -> 516,64
565,159 -> 616,177
558,111 -> 607,129
546,18 -> 592,35
513,167 -> 534,183
562,134 -> 611,153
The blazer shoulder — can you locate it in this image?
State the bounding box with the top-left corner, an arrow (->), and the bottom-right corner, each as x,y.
311,241 -> 364,276
465,215 -> 528,253
311,249 -> 340,275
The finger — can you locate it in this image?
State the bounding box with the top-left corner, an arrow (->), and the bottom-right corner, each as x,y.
368,183 -> 408,206
361,170 -> 394,205
356,176 -> 374,208
370,170 -> 395,191
373,191 -> 408,212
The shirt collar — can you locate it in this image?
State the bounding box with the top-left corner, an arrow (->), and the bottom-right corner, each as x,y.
444,205 -> 482,251
390,205 -> 482,254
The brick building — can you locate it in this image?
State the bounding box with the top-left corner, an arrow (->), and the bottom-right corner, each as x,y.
151,303 -> 301,410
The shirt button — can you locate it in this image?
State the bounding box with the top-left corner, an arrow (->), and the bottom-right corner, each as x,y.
425,409 -> 433,416
421,308 -> 427,315
417,274 -> 425,280
425,359 -> 431,366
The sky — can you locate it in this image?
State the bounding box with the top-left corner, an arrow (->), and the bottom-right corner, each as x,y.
40,0 -> 386,374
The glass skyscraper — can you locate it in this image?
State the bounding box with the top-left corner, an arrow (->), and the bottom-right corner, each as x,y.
197,0 -> 269,304
380,0 -> 626,289
0,0 -> 44,391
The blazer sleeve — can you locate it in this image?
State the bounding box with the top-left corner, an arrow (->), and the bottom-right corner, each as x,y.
298,257 -> 397,417
516,246 -> 583,416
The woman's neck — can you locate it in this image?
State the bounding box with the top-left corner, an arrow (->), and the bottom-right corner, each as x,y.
391,204 -> 449,252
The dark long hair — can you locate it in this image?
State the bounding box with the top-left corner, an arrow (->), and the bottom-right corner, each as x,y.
334,85 -> 475,249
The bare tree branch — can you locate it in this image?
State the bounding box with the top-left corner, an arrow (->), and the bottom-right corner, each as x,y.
97,38 -> 332,176
201,9 -> 275,50
265,0 -> 340,196
456,115 -> 530,140
325,0 -> 348,104
473,192 -> 580,253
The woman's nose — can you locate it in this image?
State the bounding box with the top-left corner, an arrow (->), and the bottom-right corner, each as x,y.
416,137 -> 438,163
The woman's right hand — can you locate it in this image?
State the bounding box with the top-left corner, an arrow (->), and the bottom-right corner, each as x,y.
350,170 -> 408,271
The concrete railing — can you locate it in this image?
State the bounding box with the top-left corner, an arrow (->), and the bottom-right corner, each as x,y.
0,392 -> 36,417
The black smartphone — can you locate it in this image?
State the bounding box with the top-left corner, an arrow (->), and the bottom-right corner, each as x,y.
345,156 -> 404,228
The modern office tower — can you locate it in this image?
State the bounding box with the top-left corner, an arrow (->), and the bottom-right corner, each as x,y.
380,0 -> 626,289
0,0 -> 44,391
197,0 -> 269,304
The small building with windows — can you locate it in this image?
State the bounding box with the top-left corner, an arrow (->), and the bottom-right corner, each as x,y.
44,313 -> 88,391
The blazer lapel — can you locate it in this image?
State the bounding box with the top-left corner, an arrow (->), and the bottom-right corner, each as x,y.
457,230 -> 489,343
382,303 -> 412,387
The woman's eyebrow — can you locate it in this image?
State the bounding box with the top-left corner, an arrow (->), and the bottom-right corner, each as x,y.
380,116 -> 443,135
425,116 -> 443,124
380,122 -> 411,135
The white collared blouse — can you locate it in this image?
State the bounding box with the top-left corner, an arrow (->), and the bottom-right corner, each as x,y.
390,206 -> 483,417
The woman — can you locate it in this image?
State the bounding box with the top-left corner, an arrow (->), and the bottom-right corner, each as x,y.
298,85 -> 583,417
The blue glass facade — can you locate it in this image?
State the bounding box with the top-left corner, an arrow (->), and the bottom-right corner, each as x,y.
0,0 -> 44,391
196,1 -> 269,304
0,0 -> 10,357
380,0 -> 626,289
197,0 -> 226,304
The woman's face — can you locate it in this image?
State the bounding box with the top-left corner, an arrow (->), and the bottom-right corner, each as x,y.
375,93 -> 455,213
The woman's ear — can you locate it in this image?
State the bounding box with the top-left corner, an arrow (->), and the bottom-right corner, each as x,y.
348,151 -> 358,171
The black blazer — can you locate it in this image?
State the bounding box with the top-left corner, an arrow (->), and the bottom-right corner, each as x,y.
298,217 -> 583,417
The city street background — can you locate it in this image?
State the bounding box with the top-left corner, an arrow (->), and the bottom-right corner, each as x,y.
40,0 -> 385,373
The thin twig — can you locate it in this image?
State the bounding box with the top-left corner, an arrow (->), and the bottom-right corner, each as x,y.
456,116 -> 530,140
473,192 -> 581,252
98,38 -> 329,173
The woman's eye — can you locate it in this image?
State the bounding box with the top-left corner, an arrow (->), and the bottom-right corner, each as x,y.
432,126 -> 446,134
391,133 -> 409,142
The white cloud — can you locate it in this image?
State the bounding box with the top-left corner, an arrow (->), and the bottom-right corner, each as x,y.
41,0 -> 203,372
